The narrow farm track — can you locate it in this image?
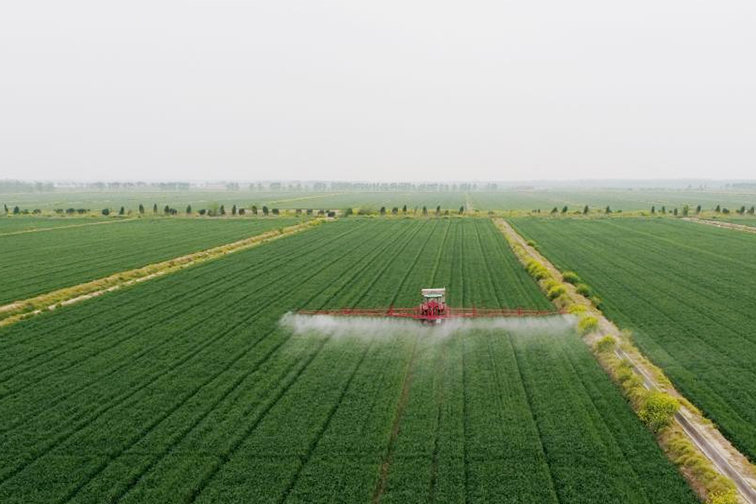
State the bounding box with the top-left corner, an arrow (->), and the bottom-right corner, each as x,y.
683,217 -> 756,234
499,218 -> 756,504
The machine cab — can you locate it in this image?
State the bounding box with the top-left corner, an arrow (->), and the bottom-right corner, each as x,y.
420,288 -> 447,319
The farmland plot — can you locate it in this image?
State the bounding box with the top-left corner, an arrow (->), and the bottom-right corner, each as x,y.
0,217 -> 111,234
0,217 -> 296,305
0,219 -> 696,503
511,217 -> 756,461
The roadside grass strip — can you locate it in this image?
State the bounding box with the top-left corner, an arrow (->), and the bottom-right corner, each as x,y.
0,219 -> 320,328
496,218 -> 756,504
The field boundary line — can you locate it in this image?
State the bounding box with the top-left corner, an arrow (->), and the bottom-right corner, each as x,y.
0,217 -> 137,237
682,217 -> 756,235
494,218 -> 756,504
0,219 -> 323,328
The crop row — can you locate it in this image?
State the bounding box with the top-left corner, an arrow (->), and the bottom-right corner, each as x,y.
511,217 -> 756,462
0,217 -> 297,304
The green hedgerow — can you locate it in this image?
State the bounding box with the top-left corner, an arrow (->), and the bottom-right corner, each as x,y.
562,271 -> 580,284
594,335 -> 616,353
707,489 -> 739,504
547,284 -> 566,300
639,391 -> 680,432
577,316 -> 599,335
575,283 -> 592,297
567,304 -> 587,315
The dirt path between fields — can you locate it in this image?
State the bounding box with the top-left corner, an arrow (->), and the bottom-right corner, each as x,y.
495,218 -> 756,504
683,217 -> 756,234
0,217 -> 137,237
0,219 -> 322,329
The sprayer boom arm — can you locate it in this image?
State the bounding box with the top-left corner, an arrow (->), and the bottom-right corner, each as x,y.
296,306 -> 561,321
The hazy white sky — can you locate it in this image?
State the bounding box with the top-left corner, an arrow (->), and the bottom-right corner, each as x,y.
1,0 -> 755,182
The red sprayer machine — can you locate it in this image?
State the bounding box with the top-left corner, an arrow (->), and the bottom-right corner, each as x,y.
297,288 -> 561,324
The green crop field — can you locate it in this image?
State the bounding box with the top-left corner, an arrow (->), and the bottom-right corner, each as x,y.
511,217 -> 756,461
0,219 -> 697,503
0,217 -> 111,234
0,217 -> 295,305
4,187 -> 756,214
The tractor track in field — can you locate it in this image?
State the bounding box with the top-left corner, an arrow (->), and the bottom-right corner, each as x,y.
277,342 -> 375,504
507,336 -> 561,503
371,336 -> 420,504
427,341 -> 448,503
495,218 -> 756,504
683,217 -> 756,234
0,219 -> 321,328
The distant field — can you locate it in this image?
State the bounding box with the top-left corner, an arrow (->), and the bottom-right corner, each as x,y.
707,216 -> 756,227
3,188 -> 756,213
0,219 -> 696,503
0,217 -> 295,305
511,217 -> 756,461
0,216 -> 111,233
